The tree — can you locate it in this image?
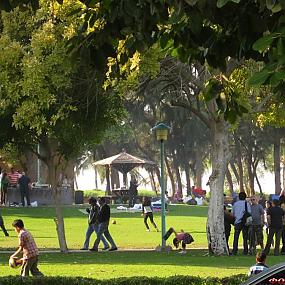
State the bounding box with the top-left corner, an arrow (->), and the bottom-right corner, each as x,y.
0,1 -> 124,251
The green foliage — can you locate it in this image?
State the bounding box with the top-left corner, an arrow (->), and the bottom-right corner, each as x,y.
0,275 -> 247,285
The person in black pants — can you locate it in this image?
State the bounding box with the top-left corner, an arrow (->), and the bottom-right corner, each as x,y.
18,172 -> 31,207
263,199 -> 284,256
142,197 -> 159,232
232,192 -> 251,255
0,213 -> 9,236
90,197 -> 117,252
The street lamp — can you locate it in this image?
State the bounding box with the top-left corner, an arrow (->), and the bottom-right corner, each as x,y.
151,122 -> 171,250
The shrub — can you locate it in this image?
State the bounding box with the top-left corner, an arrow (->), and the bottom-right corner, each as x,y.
0,275 -> 247,285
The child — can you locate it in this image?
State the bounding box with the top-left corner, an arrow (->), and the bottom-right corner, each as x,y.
172,228 -> 194,254
142,197 -> 159,232
10,219 -> 43,277
248,252 -> 269,276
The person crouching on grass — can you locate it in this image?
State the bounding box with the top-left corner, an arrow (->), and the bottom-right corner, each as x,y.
172,229 -> 194,254
10,219 -> 43,277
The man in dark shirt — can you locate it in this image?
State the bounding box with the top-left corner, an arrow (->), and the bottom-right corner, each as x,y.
263,199 -> 284,256
18,172 -> 31,207
90,197 -> 117,252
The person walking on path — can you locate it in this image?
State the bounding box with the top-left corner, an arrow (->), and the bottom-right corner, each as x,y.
90,197 -> 117,252
0,212 -> 9,236
10,219 -> 44,277
249,195 -> 264,255
142,197 -> 159,232
18,172 -> 31,207
263,199 -> 284,256
81,197 -> 109,250
248,251 -> 269,277
1,172 -> 9,205
232,192 -> 251,255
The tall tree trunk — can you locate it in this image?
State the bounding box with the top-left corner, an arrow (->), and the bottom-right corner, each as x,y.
105,166 -> 111,195
206,118 -> 230,255
175,165 -> 183,197
235,137 -> 244,192
274,132 -> 281,195
185,162 -> 191,196
195,145 -> 203,188
225,166 -> 233,195
149,170 -> 157,194
165,157 -> 175,197
44,140 -> 68,253
246,146 -> 255,196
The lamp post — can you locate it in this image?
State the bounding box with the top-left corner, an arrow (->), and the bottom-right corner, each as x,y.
151,123 -> 171,249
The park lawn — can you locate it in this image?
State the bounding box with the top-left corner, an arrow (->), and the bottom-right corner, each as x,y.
0,205 -> 210,249
0,251 -> 284,279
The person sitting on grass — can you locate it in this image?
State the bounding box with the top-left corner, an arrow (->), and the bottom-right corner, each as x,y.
172,228 -> 194,254
248,251 -> 269,277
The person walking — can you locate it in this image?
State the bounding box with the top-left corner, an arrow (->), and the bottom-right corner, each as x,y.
232,192 -> 251,255
18,172 -> 31,207
1,172 -> 9,205
142,196 -> 159,232
90,197 -> 117,252
263,199 -> 284,256
249,195 -> 265,255
81,197 -> 109,250
10,219 -> 44,277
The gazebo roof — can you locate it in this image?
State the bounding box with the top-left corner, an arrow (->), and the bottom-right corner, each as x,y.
94,151 -> 155,174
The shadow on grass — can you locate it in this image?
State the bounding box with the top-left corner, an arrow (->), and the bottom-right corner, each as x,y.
1,250 -> 283,269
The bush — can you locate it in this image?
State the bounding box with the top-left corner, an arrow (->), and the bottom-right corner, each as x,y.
81,190 -> 105,198
0,275 -> 247,285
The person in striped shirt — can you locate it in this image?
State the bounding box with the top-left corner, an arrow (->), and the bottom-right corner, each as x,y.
8,167 -> 19,187
248,252 -> 269,277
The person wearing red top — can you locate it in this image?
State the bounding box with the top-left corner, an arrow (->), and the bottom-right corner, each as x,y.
10,219 -> 43,277
172,228 -> 194,254
8,167 -> 19,187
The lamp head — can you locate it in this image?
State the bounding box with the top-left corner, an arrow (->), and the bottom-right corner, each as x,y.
151,123 -> 171,141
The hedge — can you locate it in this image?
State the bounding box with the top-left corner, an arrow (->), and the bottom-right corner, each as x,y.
0,275 -> 247,285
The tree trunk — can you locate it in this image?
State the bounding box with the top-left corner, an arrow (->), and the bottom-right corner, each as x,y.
246,146 -> 255,196
165,157 -> 175,197
235,137 -> 244,193
175,165 -> 183,197
185,162 -> 191,196
274,133 -> 281,195
206,118 -> 230,255
225,165 -> 233,195
149,170 -> 157,194
195,145 -> 203,188
44,142 -> 68,253
105,166 -> 111,195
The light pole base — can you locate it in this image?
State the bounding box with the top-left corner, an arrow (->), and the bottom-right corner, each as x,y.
155,245 -> 172,252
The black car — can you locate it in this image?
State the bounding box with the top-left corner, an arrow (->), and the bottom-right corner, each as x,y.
242,262 -> 285,285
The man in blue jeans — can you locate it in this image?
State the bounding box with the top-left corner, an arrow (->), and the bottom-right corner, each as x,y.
90,197 -> 117,252
232,192 -> 251,255
81,197 -> 109,250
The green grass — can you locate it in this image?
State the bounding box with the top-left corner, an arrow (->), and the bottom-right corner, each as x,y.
0,204 -> 283,279
0,251 -> 284,278
0,205 -> 209,249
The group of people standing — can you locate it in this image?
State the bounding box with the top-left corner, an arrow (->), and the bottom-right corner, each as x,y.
0,167 -> 31,207
225,191 -> 285,256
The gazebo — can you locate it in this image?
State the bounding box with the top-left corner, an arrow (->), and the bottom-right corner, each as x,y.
94,150 -> 156,195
